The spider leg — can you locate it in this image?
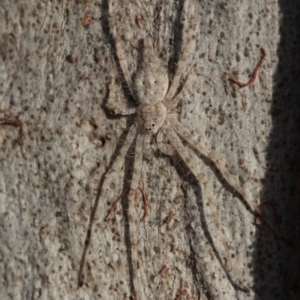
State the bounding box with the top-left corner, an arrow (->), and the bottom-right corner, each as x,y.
164,0 -> 195,103
164,124 -> 207,190
107,79 -> 137,116
106,133 -> 149,221
143,134 -> 151,155
111,125 -> 137,171
166,64 -> 195,109
130,134 -> 150,221
164,124 -> 249,290
131,134 -> 144,190
108,0 -> 134,94
157,130 -> 176,156
104,124 -> 137,221
143,36 -> 157,64
125,135 -> 148,298
169,117 -> 286,241
80,124 -> 137,288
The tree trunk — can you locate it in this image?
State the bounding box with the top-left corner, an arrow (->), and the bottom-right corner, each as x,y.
1,0 -> 299,299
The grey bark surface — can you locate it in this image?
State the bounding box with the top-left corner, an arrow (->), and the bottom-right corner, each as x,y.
0,1 -> 299,300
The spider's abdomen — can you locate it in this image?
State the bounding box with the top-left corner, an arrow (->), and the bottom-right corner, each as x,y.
138,103 -> 167,134
133,66 -> 169,106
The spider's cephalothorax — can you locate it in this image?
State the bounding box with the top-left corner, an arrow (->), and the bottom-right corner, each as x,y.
134,59 -> 169,134
127,36 -> 169,135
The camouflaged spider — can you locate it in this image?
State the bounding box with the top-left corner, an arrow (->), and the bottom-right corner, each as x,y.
104,0 -> 279,241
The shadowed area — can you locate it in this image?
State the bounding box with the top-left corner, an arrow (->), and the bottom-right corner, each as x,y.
253,1 -> 300,299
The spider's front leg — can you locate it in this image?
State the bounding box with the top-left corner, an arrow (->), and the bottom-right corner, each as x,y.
164,0 -> 195,107
106,79 -> 137,116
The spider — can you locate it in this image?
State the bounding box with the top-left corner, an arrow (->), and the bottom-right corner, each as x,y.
104,0 -> 280,242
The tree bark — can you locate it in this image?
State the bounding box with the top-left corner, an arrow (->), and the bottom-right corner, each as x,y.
1,0 -> 299,299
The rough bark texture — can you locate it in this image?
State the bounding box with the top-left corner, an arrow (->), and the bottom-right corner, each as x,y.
1,0 -> 299,299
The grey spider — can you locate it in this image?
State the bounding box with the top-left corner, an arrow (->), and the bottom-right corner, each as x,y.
104,0 -> 280,243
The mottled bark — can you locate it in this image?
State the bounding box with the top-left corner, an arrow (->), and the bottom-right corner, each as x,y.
1,1 -> 299,299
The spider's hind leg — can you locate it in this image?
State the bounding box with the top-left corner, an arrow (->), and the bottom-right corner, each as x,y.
169,117 -> 287,242
164,123 -> 250,291
105,133 -> 149,222
129,134 -> 150,221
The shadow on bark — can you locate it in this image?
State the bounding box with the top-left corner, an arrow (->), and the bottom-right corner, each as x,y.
170,154 -> 251,298
253,2 -> 300,299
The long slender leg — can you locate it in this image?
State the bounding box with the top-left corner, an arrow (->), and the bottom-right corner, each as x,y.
104,133 -> 147,298
164,124 -> 248,290
110,125 -> 137,172
143,36 -> 157,64
170,117 -> 254,203
107,79 -> 137,116
167,64 -> 195,109
164,124 -> 207,190
169,117 -> 285,241
108,0 -> 134,94
81,124 -> 137,286
164,0 -> 195,103
127,134 -> 149,298
130,134 -> 144,190
104,125 -> 137,221
130,134 -> 149,221
106,133 -> 149,221
157,130 -> 176,156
